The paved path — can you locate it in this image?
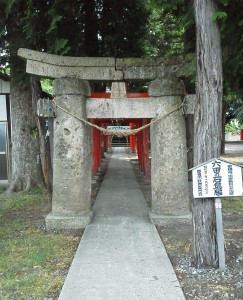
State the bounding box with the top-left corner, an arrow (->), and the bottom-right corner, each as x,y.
225,141 -> 243,156
58,147 -> 185,300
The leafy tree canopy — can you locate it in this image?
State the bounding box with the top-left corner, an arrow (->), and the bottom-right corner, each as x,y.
216,0 -> 243,123
0,0 -> 242,101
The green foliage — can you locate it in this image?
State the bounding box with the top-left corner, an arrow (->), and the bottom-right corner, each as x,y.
0,66 -> 10,74
225,119 -> 241,133
0,0 -> 30,85
218,0 -> 229,6
0,0 -> 242,108
4,0 -> 17,18
1,0 -> 151,61
225,89 -> 243,123
235,106 -> 243,125
46,15 -> 63,35
143,0 -> 187,58
98,0 -> 150,57
218,1 -> 243,98
41,79 -> 53,95
49,38 -> 70,56
212,11 -> 227,21
21,124 -> 39,138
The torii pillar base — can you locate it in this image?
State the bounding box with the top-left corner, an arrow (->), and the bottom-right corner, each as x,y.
148,78 -> 191,225
46,211 -> 93,230
46,78 -> 93,230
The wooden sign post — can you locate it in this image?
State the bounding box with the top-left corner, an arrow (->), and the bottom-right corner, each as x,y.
190,158 -> 243,270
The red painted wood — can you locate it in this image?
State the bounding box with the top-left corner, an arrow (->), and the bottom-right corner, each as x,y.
240,129 -> 243,140
127,93 -> 149,98
101,130 -> 105,159
91,92 -> 111,98
92,120 -> 102,176
137,124 -> 144,172
98,129 -> 102,168
104,123 -> 110,152
129,123 -> 135,153
137,132 -> 141,169
91,92 -> 149,99
142,119 -> 151,179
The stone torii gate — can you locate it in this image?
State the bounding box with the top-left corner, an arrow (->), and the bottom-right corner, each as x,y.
18,48 -> 193,230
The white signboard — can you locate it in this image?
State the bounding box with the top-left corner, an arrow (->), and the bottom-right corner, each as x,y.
107,126 -> 130,131
192,159 -> 243,198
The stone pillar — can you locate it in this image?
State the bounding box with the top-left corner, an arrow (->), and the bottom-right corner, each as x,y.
148,78 -> 190,224
46,78 -> 93,230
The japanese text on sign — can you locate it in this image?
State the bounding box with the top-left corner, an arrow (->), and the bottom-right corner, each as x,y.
107,126 -> 130,131
192,159 -> 243,198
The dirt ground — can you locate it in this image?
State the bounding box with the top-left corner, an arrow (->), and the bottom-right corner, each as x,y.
2,149 -> 242,300
131,154 -> 243,300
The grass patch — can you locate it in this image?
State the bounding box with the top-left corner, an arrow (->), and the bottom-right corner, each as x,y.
0,188 -> 81,300
0,186 -> 5,194
162,237 -> 192,254
0,189 -> 48,211
222,196 -> 243,211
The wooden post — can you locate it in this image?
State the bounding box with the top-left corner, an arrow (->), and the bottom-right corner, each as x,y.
142,119 -> 151,179
137,124 -> 144,172
129,122 -> 135,152
92,121 -> 101,176
97,122 -> 101,170
215,198 -> 226,270
136,131 -> 141,169
104,123 -> 112,152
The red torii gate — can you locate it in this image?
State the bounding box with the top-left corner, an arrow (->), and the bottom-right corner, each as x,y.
91,91 -> 151,179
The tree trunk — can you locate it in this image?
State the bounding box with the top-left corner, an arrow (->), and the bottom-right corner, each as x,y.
31,77 -> 52,192
221,100 -> 226,154
193,0 -> 223,268
4,1 -> 45,194
5,79 -> 44,194
186,114 -> 194,181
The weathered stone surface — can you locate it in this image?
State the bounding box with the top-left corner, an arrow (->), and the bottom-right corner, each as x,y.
19,48 -> 189,81
46,211 -> 93,230
86,97 -> 181,119
46,78 -> 93,230
37,95 -> 196,119
120,65 -> 158,81
26,60 -> 123,81
116,57 -> 165,67
110,82 -> 127,98
183,94 -> 196,114
148,77 -> 185,96
53,78 -> 91,96
18,48 -> 115,67
149,78 -> 190,222
116,56 -> 188,79
116,58 -> 164,81
148,213 -> 192,226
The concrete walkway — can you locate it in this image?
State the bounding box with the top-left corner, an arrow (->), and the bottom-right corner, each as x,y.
58,147 -> 186,300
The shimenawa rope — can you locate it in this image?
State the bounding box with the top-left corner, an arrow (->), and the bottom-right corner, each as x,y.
52,98 -> 182,137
